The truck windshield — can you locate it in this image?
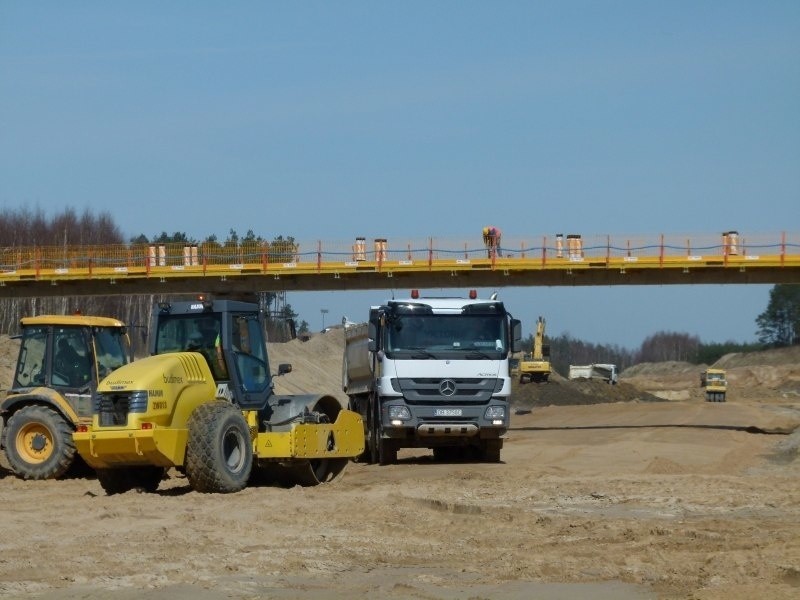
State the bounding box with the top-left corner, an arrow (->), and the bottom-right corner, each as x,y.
385,314 -> 507,359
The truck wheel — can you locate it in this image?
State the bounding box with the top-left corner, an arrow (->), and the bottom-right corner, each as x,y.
185,401 -> 253,493
480,440 -> 502,463
378,438 -> 397,465
369,396 -> 380,465
4,405 -> 75,480
96,466 -> 166,495
369,399 -> 397,465
348,397 -> 370,463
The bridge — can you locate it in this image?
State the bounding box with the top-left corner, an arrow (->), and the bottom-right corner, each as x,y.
1,231 -> 798,298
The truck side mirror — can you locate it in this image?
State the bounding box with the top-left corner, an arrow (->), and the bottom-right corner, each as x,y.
368,321 -> 379,352
510,319 -> 522,353
277,363 -> 292,376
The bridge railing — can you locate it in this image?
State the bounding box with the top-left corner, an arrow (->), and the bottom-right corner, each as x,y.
1,232 -> 798,276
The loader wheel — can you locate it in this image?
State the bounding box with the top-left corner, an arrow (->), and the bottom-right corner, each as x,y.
185,401 -> 253,493
96,466 -> 166,495
5,405 -> 75,480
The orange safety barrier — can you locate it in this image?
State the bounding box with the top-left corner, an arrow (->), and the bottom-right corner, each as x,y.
1,232 -> 798,292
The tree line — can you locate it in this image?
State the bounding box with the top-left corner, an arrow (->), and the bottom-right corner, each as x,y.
0,207 -> 307,350
530,331 -> 765,377
526,283 -> 798,375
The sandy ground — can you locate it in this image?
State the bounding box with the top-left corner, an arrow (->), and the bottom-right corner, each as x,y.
1,331 -> 800,599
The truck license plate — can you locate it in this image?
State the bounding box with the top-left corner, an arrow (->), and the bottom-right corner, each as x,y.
434,408 -> 463,417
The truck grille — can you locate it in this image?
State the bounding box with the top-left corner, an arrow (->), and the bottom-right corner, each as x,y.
95,391 -> 148,426
398,377 -> 500,404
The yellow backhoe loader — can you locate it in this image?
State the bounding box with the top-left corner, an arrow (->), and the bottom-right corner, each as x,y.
1,315 -> 130,479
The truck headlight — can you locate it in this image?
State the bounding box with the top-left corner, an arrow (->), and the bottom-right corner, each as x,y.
388,405 -> 411,424
484,406 -> 505,423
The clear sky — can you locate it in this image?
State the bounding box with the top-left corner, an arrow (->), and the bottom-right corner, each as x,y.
1,2 -> 798,348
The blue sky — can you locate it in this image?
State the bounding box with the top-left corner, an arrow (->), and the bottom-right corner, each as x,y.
1,2 -> 798,348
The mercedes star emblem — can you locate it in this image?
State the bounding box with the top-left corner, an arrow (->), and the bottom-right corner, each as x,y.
439,379 -> 457,396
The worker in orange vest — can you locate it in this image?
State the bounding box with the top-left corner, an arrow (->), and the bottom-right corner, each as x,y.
482,226 -> 502,258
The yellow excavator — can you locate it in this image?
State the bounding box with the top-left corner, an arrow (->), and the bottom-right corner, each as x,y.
518,316 -> 551,383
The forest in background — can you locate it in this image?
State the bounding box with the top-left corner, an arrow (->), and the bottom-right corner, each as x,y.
2,207 -> 797,366
0,207 -> 304,354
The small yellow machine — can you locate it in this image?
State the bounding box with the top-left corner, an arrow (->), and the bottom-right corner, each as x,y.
701,368 -> 727,402
519,316 -> 551,383
73,297 -> 364,494
1,315 -> 130,479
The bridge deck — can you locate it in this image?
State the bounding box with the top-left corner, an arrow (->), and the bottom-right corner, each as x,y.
1,232 -> 798,297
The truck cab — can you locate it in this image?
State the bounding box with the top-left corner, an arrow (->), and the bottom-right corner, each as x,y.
344,290 -> 522,464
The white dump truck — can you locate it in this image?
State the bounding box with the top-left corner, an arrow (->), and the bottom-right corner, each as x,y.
343,290 -> 522,464
568,363 -> 618,384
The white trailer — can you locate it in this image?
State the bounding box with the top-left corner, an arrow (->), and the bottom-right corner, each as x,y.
568,363 -> 618,384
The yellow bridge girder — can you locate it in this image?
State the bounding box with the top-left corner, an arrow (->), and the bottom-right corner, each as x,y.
1,232 -> 798,298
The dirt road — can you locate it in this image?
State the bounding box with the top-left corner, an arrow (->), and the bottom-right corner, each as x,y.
1,400 -> 799,600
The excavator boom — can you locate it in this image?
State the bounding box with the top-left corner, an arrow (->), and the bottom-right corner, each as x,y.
519,316 -> 551,384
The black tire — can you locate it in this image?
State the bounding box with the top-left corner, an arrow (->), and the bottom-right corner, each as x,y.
480,439 -> 502,463
96,466 -> 166,495
370,397 -> 397,465
348,396 -> 370,463
185,401 -> 253,493
4,405 -> 75,480
378,437 -> 397,465
369,395 -> 380,465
